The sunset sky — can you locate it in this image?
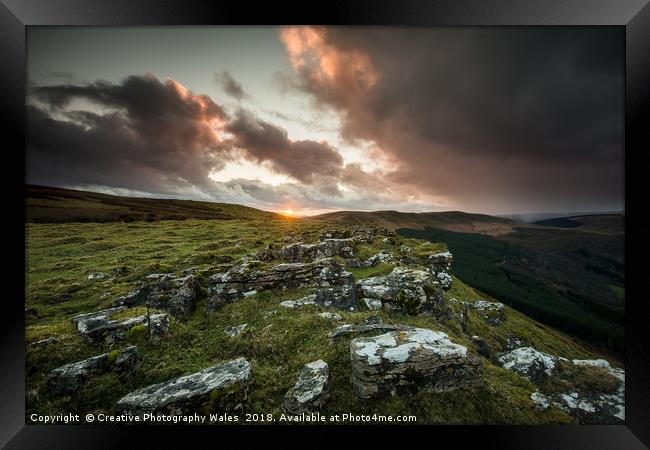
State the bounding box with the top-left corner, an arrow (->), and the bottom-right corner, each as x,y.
26,27 -> 624,216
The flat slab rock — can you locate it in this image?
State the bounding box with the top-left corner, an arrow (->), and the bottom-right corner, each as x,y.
350,328 -> 483,399
116,357 -> 252,416
283,360 -> 330,414
72,307 -> 169,344
47,346 -> 140,396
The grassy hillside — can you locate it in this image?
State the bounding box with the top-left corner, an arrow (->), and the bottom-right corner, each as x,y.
398,227 -> 624,355
26,185 -> 279,223
26,217 -> 615,424
24,186 -> 624,424
312,210 -> 517,236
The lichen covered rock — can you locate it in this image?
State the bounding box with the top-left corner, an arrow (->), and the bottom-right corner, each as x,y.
356,267 -> 444,315
112,274 -> 200,317
283,360 -> 330,414
497,347 -> 559,382
47,346 -> 140,396
350,328 -> 483,399
116,357 -> 252,415
73,308 -> 169,344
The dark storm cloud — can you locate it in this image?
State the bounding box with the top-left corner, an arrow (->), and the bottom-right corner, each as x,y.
215,70 -> 249,100
225,110 -> 344,184
280,27 -> 624,212
28,75 -> 230,194
27,73 -> 347,204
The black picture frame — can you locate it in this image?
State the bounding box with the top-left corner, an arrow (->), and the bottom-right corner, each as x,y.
2,1 -> 648,447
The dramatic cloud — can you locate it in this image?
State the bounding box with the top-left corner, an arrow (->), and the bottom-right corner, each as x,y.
215,70 -> 249,100
225,110 -> 343,184
278,27 -> 624,213
26,28 -> 624,215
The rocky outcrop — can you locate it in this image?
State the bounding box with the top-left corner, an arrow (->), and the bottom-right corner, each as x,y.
47,346 -> 140,396
350,328 -> 483,399
279,239 -> 355,263
283,360 -> 330,414
72,307 -> 169,344
497,347 -> 560,382
356,267 -> 445,315
207,259 -> 355,312
116,357 -> 252,415
466,300 -> 505,325
113,274 -> 200,317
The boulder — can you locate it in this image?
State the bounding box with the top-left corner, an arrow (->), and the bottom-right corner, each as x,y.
208,259 -> 355,312
350,328 -> 483,399
497,347 -> 560,382
356,267 -> 444,315
283,360 -> 330,414
116,357 -> 252,415
113,274 -> 200,317
319,230 -> 352,241
314,285 -> 356,311
47,346 -> 140,396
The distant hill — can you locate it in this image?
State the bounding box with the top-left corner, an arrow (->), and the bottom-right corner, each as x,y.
25,185 -> 280,223
312,210 -> 518,236
533,214 -> 624,234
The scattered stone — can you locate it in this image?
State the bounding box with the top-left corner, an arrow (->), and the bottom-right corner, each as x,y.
530,388 -> 624,424
280,295 -> 316,308
466,300 -> 505,325
364,298 -> 382,310
318,312 -> 342,321
497,347 -> 560,382
31,336 -> 58,347
350,328 -> 483,399
364,316 -> 383,325
47,346 -> 140,396
113,274 -> 200,317
504,335 -> 529,351
346,251 -> 394,269
73,308 -> 169,344
319,230 -> 352,241
116,357 -> 252,415
263,310 -> 277,319
283,360 -> 330,414
242,290 -> 258,298
225,324 -> 248,338
329,322 -> 412,340
314,285 -> 356,311
87,272 -> 107,280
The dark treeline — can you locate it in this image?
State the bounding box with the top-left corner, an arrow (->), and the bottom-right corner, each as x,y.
398,227 -> 624,356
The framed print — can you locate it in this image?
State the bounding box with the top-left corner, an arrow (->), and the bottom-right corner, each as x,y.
1,0 -> 649,448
